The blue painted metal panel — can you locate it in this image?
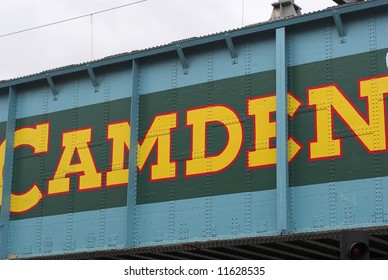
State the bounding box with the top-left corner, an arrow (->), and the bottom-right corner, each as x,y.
5,176 -> 387,257
8,218 -> 40,257
15,67 -> 132,119
213,35 -> 276,82
137,202 -> 174,246
4,177 -> 388,257
288,10 -> 388,67
157,40 -> 264,103
376,13 -> 388,52
140,54 -> 181,95
120,190 -> 278,247
174,49 -> 222,90
291,178 -> 388,233
140,37 -> 276,95
9,207 -> 127,258
6,190 -> 276,257
15,84 -> 49,119
1,1 -> 388,259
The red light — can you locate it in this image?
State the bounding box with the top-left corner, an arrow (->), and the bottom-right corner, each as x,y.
348,242 -> 369,260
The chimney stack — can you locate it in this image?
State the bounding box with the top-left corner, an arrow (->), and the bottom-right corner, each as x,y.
270,0 -> 302,20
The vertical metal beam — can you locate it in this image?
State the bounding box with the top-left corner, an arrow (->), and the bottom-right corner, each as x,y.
127,59 -> 140,248
276,27 -> 288,233
0,87 -> 16,259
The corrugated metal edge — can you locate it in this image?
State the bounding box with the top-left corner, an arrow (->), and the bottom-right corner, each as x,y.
23,226 -> 388,260
0,0 -> 386,88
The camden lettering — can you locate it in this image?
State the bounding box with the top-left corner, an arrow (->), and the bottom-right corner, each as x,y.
0,73 -> 388,217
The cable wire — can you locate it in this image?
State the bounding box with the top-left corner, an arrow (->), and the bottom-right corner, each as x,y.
0,0 -> 147,38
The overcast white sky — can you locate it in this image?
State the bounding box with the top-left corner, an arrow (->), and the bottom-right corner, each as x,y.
0,0 -> 336,81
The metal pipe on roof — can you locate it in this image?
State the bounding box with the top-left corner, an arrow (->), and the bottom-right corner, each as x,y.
332,0 -> 366,4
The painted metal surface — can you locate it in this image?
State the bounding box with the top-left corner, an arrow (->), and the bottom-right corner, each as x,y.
128,59 -> 139,247
0,87 -> 16,259
0,1 -> 388,259
276,27 -> 288,233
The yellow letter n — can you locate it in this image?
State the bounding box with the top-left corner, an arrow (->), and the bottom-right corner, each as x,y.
308,75 -> 388,160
